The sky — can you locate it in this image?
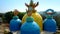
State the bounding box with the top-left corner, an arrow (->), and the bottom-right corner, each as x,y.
0,0 -> 60,13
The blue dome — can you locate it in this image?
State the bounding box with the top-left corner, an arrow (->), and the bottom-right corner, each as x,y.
10,16 -> 21,31
21,16 -> 40,34
43,18 -> 56,32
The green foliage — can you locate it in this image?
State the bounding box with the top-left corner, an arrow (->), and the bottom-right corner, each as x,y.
4,11 -> 14,23
0,13 -> 4,17
54,15 -> 60,29
18,12 -> 26,20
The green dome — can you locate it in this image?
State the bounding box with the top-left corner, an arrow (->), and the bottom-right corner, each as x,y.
13,16 -> 19,19
46,15 -> 53,19
26,16 -> 34,22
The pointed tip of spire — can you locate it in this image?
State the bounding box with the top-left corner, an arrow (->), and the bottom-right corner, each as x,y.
14,9 -> 19,16
30,0 -> 33,6
30,0 -> 33,2
25,0 -> 39,8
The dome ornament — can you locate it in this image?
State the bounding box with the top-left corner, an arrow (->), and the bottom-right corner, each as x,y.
25,0 -> 39,8
44,9 -> 56,19
44,9 -> 56,15
43,9 -> 57,34
22,0 -> 43,31
13,9 -> 19,16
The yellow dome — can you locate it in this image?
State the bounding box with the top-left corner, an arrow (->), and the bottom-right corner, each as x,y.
22,12 -> 43,31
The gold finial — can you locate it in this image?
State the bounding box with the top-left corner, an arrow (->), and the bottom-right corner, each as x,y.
26,9 -> 32,16
30,0 -> 33,6
25,0 -> 39,8
14,9 -> 19,16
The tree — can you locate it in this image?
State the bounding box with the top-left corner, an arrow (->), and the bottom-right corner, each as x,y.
18,12 -> 26,20
4,11 -> 14,23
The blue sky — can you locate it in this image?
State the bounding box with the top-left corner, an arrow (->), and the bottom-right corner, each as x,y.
0,0 -> 60,13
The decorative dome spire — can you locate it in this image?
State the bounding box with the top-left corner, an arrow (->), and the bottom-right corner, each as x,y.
44,9 -> 56,19
14,9 -> 19,16
30,0 -> 33,6
25,0 -> 39,8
